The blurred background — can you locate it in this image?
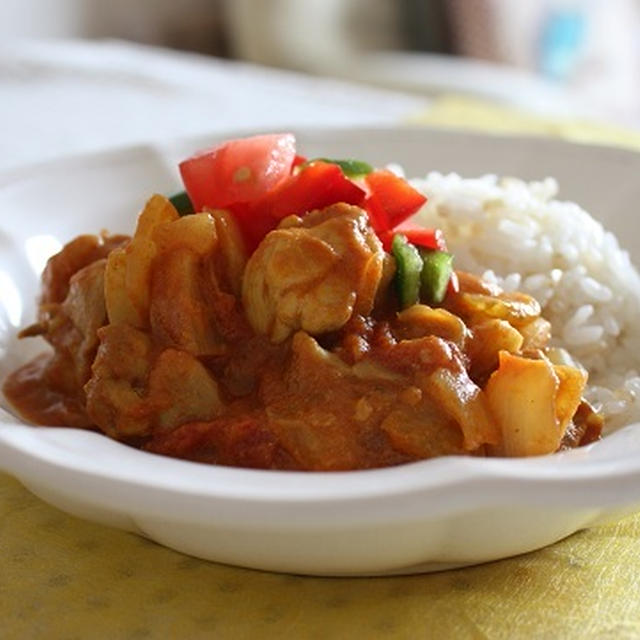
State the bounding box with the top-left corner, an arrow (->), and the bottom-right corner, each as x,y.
2,0 -> 639,125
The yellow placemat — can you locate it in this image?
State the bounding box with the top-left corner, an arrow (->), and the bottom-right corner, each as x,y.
411,95 -> 640,151
2,470 -> 640,639
4,97 -> 640,639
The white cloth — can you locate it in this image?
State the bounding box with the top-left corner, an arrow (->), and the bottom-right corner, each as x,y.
0,39 -> 428,172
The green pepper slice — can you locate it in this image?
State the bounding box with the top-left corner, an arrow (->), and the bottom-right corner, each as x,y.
420,249 -> 453,305
168,190 -> 194,216
303,158 -> 373,178
392,233 -> 424,309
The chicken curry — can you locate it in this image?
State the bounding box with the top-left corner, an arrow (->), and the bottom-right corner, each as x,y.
3,134 -> 602,470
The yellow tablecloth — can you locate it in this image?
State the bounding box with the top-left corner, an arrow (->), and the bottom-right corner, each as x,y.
4,97 -> 640,640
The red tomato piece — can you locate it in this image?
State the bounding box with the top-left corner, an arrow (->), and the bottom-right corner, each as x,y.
179,133 -> 296,211
227,202 -> 278,253
364,170 -> 427,231
292,154 -> 308,169
363,197 -> 389,237
257,161 -> 367,221
379,222 -> 446,252
395,222 -> 447,251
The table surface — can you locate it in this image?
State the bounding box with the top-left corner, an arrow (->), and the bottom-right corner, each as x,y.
2,38 -> 640,640
0,39 -> 425,173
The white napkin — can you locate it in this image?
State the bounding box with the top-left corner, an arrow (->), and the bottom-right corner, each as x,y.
0,39 -> 428,172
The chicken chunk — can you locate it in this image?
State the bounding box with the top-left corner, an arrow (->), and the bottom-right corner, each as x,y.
260,329 -> 498,470
261,332 -> 410,469
242,204 -> 385,343
5,259 -> 111,428
27,258 -> 109,397
369,333 -> 500,451
45,259 -> 110,388
84,324 -> 154,438
40,233 -> 128,306
85,324 -> 225,440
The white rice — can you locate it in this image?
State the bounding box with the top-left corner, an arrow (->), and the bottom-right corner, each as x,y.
408,171 -> 640,432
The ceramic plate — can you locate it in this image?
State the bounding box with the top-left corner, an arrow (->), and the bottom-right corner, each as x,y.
2,126 -> 640,576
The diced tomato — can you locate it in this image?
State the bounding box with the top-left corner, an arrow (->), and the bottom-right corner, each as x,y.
393,221 -> 447,251
292,154 -> 308,169
227,202 -> 278,253
363,197 -> 389,237
379,222 -> 446,252
178,133 -> 296,211
255,161 -> 367,221
364,170 -> 427,232
177,134 -> 433,255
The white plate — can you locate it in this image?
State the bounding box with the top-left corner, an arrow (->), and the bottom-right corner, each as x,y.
2,126 -> 640,576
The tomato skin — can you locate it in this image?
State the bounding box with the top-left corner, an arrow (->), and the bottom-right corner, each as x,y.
380,221 -> 447,252
364,170 -> 427,232
226,202 -> 276,253
363,196 -> 389,237
292,154 -> 308,169
179,133 -> 296,211
230,162 -> 367,251
256,161 -> 367,221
